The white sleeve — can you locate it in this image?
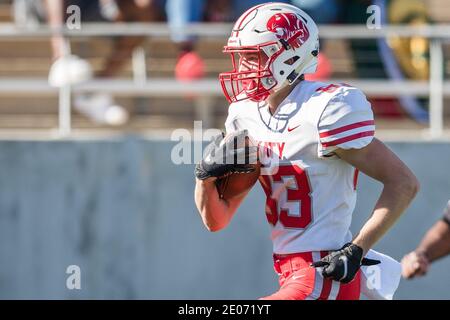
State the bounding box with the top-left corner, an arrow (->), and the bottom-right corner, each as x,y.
318,87 -> 375,157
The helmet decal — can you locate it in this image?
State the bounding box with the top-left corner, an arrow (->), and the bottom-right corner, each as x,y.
266,13 -> 310,48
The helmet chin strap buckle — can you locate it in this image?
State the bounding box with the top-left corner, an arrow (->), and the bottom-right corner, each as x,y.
279,39 -> 291,50
287,70 -> 299,84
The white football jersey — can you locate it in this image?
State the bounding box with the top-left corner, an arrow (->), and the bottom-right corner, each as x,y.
225,80 -> 375,254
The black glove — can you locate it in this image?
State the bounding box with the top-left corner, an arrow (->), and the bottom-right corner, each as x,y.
195,130 -> 258,180
310,243 -> 381,283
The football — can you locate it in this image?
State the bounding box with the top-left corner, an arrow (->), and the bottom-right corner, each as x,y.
215,163 -> 261,200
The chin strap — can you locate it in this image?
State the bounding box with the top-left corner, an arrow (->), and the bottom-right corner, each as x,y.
287,70 -> 300,84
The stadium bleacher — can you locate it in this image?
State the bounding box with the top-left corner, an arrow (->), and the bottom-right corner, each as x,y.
0,0 -> 448,134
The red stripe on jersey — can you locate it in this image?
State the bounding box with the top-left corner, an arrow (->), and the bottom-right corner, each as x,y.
321,131 -> 374,148
319,120 -> 375,138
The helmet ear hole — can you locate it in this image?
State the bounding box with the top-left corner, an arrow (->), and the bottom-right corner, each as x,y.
284,56 -> 300,65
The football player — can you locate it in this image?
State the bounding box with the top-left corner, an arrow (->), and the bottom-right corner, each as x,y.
194,2 -> 419,300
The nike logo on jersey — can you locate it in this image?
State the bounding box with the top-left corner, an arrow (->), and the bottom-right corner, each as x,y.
287,124 -> 300,132
292,274 -> 306,280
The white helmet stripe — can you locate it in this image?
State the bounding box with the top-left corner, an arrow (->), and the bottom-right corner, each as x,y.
233,4 -> 265,36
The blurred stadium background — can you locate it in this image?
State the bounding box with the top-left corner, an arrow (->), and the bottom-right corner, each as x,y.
0,0 -> 448,299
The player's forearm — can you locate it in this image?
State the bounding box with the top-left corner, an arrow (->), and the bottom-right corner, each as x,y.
416,220 -> 450,262
194,178 -> 233,232
353,178 -> 419,255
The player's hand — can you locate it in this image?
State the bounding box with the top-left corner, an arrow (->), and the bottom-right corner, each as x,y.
195,130 -> 258,180
401,251 -> 430,279
310,243 -> 381,283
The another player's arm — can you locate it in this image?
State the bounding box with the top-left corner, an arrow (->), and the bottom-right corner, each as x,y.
195,178 -> 249,232
416,219 -> 450,262
401,216 -> 450,278
335,138 -> 420,255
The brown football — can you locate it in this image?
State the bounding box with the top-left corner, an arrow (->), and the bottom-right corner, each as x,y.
215,163 -> 261,200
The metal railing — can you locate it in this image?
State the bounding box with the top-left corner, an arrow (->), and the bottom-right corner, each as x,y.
0,23 -> 448,137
